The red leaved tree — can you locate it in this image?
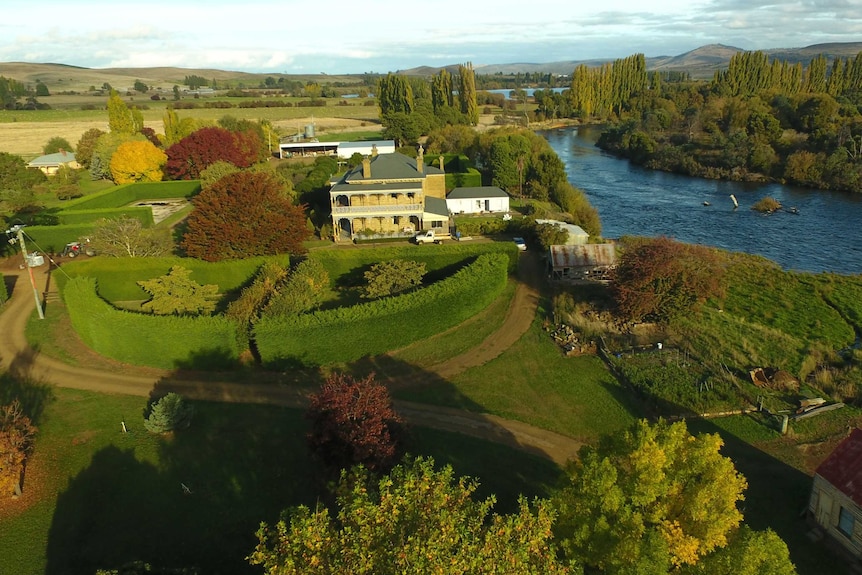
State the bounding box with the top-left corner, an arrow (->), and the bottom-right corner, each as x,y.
306,373 -> 404,473
180,171 -> 310,261
164,126 -> 260,180
611,236 -> 725,323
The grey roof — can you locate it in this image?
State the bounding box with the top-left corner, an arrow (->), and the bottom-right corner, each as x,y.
27,151 -> 77,167
339,152 -> 444,184
330,181 -> 423,194
447,186 -> 509,200
424,196 -> 449,218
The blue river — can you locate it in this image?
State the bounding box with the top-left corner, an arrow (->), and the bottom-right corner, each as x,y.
541,125 -> 862,275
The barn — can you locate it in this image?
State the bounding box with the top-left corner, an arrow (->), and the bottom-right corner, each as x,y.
547,244 -> 617,282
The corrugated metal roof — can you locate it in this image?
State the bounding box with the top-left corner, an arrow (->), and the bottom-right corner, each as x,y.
549,244 -> 616,269
338,152 -> 443,183
447,186 -> 508,200
27,151 -> 77,167
816,428 -> 862,506
424,196 -> 449,218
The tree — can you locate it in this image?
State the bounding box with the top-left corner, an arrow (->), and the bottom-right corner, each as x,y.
534,222 -> 570,251
611,236 -> 725,323
362,259 -> 426,299
164,126 -> 259,180
137,266 -> 219,316
554,419 -> 747,573
249,457 -> 569,575
74,127 -> 105,168
144,393 -> 194,434
42,136 -> 73,155
226,261 -> 288,348
109,140 -> 167,184
107,90 -> 137,134
457,62 -> 479,125
306,372 -> 404,473
264,258 -> 330,316
680,526 -> 796,575
90,132 -> 147,181
133,79 -> 148,93
181,171 -> 310,261
0,400 -> 37,497
88,216 -> 172,257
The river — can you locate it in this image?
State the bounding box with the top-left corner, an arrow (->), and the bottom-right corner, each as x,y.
541,125 -> 862,275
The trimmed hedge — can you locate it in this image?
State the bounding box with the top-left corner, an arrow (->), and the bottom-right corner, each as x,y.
445,168 -> 482,190
63,277 -> 241,370
254,252 -> 510,368
57,207 -> 154,227
58,255 -> 290,302
60,180 -> 201,211
24,224 -> 102,254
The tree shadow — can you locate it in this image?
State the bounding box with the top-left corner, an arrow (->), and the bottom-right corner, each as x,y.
0,351 -> 55,424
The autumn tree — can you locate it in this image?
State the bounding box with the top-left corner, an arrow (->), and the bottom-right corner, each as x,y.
306,372 -> 404,473
249,457 -> 569,575
109,140 -> 167,184
0,400 -> 37,497
88,216 -> 172,257
611,236 -> 725,323
137,266 -> 219,316
74,127 -> 105,168
164,126 -> 260,180
362,259 -> 426,299
107,90 -> 142,134
554,419 -> 748,573
264,258 -> 330,316
90,132 -> 146,181
181,171 -> 310,261
679,525 -> 796,575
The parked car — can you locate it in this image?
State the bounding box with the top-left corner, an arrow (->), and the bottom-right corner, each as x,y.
513,237 -> 527,251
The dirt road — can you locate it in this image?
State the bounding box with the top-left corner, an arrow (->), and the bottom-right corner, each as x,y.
0,254 -> 582,465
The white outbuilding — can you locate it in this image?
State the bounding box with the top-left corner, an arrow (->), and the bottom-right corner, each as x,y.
446,186 -> 510,215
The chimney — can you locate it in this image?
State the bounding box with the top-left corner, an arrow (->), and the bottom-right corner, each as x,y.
416,145 -> 424,174
362,157 -> 371,178
438,155 -> 444,171
371,144 -> 378,157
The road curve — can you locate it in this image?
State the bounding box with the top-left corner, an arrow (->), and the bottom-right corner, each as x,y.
0,256 -> 581,466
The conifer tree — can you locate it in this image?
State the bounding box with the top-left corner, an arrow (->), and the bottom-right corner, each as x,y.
457,62 -> 479,125
144,393 -> 194,434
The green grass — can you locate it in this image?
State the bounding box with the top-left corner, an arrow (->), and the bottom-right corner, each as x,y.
0,386 -> 565,575
395,310 -> 643,441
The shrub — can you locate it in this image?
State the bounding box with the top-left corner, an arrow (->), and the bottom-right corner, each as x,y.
144,393 -> 194,433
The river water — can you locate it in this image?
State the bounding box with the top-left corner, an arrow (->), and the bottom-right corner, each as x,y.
541,125 -> 862,275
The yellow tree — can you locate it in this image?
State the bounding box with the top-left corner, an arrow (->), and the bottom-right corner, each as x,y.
109,140 -> 167,184
554,419 -> 747,573
0,400 -> 37,497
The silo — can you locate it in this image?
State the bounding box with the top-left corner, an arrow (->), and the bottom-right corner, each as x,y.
304,124 -> 315,139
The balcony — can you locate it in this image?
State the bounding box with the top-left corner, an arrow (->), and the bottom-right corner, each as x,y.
332,203 -> 423,215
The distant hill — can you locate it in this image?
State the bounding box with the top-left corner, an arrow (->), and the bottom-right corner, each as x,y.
2,42 -> 862,89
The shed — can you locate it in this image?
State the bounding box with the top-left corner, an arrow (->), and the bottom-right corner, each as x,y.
809,428 -> 862,557
548,244 -> 616,282
26,150 -> 80,175
535,219 -> 589,245
446,186 -> 510,215
336,140 -> 396,158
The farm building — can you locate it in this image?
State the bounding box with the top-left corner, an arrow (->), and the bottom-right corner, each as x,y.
446,186 -> 510,215
278,139 -> 395,159
809,428 -> 862,558
535,219 -> 589,245
548,243 -> 616,282
26,150 -> 80,175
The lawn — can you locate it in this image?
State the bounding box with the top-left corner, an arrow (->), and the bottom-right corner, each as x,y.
0,387 -> 563,575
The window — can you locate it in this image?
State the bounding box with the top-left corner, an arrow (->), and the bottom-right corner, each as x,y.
839,506 -> 855,538
431,221 -> 442,229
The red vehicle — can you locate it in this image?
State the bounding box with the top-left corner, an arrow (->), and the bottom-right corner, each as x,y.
61,241 -> 96,258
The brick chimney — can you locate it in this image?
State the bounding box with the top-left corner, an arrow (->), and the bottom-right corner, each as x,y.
362,157 -> 371,178
438,155 -> 444,171
416,145 -> 424,174
371,144 -> 378,157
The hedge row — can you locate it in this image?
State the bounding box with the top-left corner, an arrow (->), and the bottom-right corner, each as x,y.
57,207 -> 153,227
445,168 -> 482,190
59,255 -> 290,302
310,241 -> 519,283
24,224 -> 102,254
60,181 -> 201,211
63,277 -> 241,370
254,252 -> 510,368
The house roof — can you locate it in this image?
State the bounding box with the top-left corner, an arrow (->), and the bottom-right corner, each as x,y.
447,186 -> 508,200
424,196 -> 449,218
536,219 -> 589,240
338,152 -> 443,184
816,428 -> 862,506
549,244 -> 617,269
330,181 -> 423,195
27,151 -> 77,167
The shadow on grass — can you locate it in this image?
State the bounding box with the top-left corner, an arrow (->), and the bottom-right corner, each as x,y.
43,350 -> 566,573
0,368 -> 54,425
688,417 -> 852,575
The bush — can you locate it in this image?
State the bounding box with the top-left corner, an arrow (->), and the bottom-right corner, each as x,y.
144,393 -> 194,433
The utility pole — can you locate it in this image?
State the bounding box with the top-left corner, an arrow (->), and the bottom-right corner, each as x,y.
7,225 -> 44,320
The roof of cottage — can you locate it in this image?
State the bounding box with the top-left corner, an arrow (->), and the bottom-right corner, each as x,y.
447,186 -> 509,200
27,151 -> 77,167
816,428 -> 862,506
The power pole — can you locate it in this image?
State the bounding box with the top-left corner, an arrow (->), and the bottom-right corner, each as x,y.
7,225 -> 44,320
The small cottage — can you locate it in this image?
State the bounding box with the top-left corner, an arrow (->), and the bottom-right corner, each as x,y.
809,428 -> 862,558
27,150 -> 80,175
446,186 -> 510,215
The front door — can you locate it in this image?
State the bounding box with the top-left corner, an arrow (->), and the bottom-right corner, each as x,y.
818,491 -> 833,527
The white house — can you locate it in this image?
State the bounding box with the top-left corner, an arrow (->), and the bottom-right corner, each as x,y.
27,150 -> 80,175
446,186 -> 510,215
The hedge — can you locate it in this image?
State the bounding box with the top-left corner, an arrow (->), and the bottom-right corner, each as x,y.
23,224 -> 102,254
56,207 -> 154,227
58,255 -> 290,302
60,180 -> 201,211
445,168 -> 482,191
63,277 -> 241,370
254,252 -> 510,368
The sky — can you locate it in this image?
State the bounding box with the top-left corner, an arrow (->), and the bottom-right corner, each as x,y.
1,0 -> 860,74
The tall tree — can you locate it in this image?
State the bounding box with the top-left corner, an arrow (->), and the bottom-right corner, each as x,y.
74,127 -> 105,168
106,90 -> 136,134
554,419 -> 748,573
458,62 -> 479,125
181,171 -> 310,261
0,400 -> 37,497
377,73 -> 414,116
249,457 -> 569,575
306,372 -> 404,473
109,140 -> 167,184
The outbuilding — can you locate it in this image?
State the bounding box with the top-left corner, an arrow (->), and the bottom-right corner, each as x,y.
548,243 -> 617,282
809,428 -> 862,558
446,186 -> 510,215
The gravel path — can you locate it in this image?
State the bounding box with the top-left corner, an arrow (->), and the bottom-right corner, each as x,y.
0,254 -> 582,465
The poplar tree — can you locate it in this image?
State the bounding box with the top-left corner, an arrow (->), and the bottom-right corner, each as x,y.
805,54 -> 828,93
457,62 -> 479,125
107,90 -> 135,134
